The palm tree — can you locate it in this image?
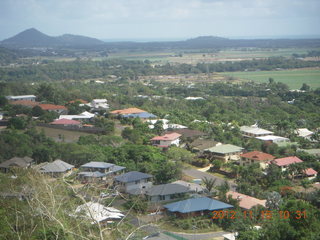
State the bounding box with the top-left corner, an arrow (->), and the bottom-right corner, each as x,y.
202,177 -> 216,193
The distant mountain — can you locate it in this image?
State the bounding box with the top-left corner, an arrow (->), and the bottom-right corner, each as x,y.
1,28 -> 104,47
57,34 -> 104,46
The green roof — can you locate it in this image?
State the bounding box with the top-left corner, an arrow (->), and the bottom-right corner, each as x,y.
205,144 -> 244,154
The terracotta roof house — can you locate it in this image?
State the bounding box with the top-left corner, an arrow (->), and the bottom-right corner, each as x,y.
204,144 -> 244,162
240,125 -> 274,138
240,151 -> 275,169
39,104 -> 67,114
110,108 -> 146,115
303,168 -> 318,180
6,95 -> 36,102
114,171 -> 153,193
164,197 -> 233,218
0,157 -> 34,173
10,100 -> 40,107
50,118 -> 81,126
226,191 -> 266,210
271,156 -> 303,172
151,132 -> 182,148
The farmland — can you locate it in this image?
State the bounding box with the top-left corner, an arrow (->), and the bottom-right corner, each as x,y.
221,68 -> 320,89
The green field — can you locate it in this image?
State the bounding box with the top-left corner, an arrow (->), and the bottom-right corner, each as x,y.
221,68 -> 320,89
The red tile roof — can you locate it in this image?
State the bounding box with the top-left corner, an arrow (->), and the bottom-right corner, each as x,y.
241,151 -> 275,161
10,100 -> 40,107
50,119 -> 81,125
226,191 -> 266,210
304,168 -> 318,176
273,156 -> 303,167
110,108 -> 146,115
39,104 -> 67,110
151,133 -> 182,141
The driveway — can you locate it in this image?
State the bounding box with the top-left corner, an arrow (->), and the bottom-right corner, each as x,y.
183,168 -> 237,191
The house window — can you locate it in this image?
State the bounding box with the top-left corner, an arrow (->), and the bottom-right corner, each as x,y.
160,195 -> 165,200
135,180 -> 140,184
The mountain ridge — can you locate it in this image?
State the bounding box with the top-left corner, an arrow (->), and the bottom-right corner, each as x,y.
1,28 -> 105,47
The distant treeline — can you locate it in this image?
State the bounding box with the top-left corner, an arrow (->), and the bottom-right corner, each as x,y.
0,57 -> 319,82
292,50 -> 320,58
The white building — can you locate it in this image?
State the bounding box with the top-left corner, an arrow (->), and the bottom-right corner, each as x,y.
6,95 -> 36,102
240,125 -> 274,138
255,135 -> 289,143
59,111 -> 95,120
114,171 -> 153,193
86,99 -> 109,110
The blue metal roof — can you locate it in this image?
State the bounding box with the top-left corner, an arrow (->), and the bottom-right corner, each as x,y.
122,112 -> 157,119
81,161 -> 114,169
164,197 -> 233,213
115,171 -> 153,183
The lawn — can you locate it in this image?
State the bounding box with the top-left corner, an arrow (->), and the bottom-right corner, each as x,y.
221,68 -> 320,89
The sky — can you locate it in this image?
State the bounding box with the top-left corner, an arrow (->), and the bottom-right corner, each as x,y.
0,0 -> 319,41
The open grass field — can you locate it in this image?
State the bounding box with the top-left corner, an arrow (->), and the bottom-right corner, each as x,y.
221,68 -> 320,89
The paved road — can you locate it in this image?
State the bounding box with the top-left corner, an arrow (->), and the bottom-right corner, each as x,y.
146,231 -> 229,240
171,231 -> 229,240
183,168 -> 237,191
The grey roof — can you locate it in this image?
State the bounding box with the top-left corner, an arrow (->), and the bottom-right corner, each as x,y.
115,171 -> 153,183
111,165 -> 126,173
189,139 -> 219,151
173,180 -> 205,193
81,161 -> 114,169
0,157 -> 33,169
205,144 -> 244,154
78,171 -> 106,178
164,197 -> 233,213
146,183 -> 190,196
40,159 -> 74,173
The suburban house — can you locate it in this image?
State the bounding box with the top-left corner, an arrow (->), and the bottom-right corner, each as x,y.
255,135 -> 290,144
270,156 -> 303,172
172,180 -> 206,193
6,95 -> 36,102
295,128 -> 314,140
303,168 -> 318,180
144,183 -> 191,202
39,104 -> 68,114
151,132 -> 182,147
39,159 -> 74,177
240,125 -> 274,138
114,171 -> 153,193
164,197 -> 233,218
74,202 -> 123,225
188,139 -> 221,154
78,161 -> 125,183
86,99 -> 109,110
50,118 -> 82,127
59,111 -> 95,121
0,157 -> 34,173
240,151 -> 275,169
226,191 -> 266,210
204,144 -> 244,162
